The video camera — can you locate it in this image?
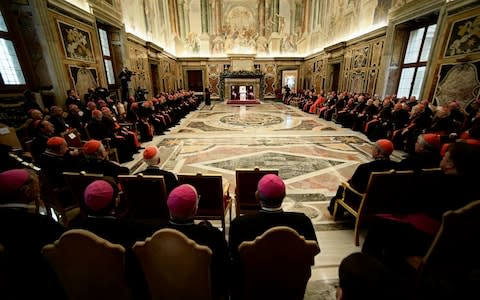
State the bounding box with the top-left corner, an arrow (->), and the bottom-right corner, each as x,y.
125,70 -> 136,81
135,87 -> 149,101
120,68 -> 136,82
95,87 -> 110,100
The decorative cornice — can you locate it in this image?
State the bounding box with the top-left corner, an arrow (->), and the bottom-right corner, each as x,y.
324,42 -> 346,53
446,0 -> 480,16
179,57 -> 230,62
220,70 -> 264,78
126,33 -> 147,46
227,54 -> 257,59
346,26 -> 387,46
304,50 -> 327,60
146,42 -> 164,53
89,2 -> 123,29
388,0 -> 444,25
47,0 -> 95,26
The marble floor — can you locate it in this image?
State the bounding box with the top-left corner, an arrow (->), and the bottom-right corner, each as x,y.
125,100 -> 393,299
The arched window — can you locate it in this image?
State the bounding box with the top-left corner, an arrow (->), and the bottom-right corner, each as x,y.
98,27 -> 115,86
0,10 -> 25,86
396,24 -> 437,99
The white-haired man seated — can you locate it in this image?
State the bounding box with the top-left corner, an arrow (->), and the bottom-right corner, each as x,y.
135,145 -> 179,194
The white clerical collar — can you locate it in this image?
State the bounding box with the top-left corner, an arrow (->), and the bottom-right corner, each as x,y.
261,206 -> 283,212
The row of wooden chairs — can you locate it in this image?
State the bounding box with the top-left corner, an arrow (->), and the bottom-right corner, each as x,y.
40,226 -> 320,300
2,199 -> 478,299
333,169 -> 418,246
43,167 -> 280,235
62,128 -> 119,162
335,197 -> 480,297
405,200 -> 480,296
50,172 -> 231,235
333,168 -> 446,246
333,167 -> 480,246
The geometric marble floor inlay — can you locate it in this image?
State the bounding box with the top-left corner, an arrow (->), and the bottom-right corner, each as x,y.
203,151 -> 348,180
219,113 -> 284,127
126,100 -> 381,297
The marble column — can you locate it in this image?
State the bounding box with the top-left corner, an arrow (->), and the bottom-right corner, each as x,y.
297,0 -> 311,53
312,0 -> 318,28
215,0 -> 222,36
169,0 -> 184,54
303,0 -> 310,35
272,0 -> 279,33
198,0 -> 210,54
269,0 -> 281,54
184,2 -> 190,35
295,2 -> 302,34
177,0 -> 186,39
169,0 -> 179,36
30,0 -> 79,105
258,0 -> 265,37
200,0 -> 209,34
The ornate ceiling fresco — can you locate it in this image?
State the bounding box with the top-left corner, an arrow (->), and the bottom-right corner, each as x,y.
118,0 -> 416,57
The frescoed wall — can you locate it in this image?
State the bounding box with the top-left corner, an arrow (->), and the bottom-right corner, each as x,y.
119,0 -> 412,58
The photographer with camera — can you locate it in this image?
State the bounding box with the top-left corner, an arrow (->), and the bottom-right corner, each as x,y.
119,66 -> 135,102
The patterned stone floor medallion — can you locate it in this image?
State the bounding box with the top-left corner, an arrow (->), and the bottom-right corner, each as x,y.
219,113 -> 284,127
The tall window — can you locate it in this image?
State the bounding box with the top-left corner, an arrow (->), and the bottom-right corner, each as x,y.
396,24 -> 436,98
0,10 -> 25,86
98,28 -> 115,85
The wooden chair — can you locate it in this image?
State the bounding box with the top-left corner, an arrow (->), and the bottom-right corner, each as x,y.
0,123 -> 22,149
416,168 -> 451,216
62,129 -> 83,148
133,228 -> 213,300
406,200 -> 480,297
177,173 -> 232,236
118,174 -> 169,221
234,167 -> 279,216
22,138 -> 35,157
103,137 -> 120,162
84,123 -> 119,162
63,171 -> 105,218
238,226 -> 320,300
333,169 -> 415,246
42,229 -> 131,300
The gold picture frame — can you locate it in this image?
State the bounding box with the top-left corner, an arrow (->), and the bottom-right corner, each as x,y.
57,20 -> 95,63
433,61 -> 480,109
444,13 -> 480,58
68,65 -> 98,99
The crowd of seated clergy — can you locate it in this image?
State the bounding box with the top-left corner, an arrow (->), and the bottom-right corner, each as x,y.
327,139 -> 480,299
15,88 -> 200,163
361,140 -> 480,261
288,89 -> 480,154
0,169 -> 318,299
3,147 -> 478,299
327,133 -> 460,215
2,86 -> 480,298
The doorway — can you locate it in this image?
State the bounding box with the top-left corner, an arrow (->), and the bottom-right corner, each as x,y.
331,63 -> 340,92
150,64 -> 159,96
282,70 -> 298,94
187,70 -> 203,92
